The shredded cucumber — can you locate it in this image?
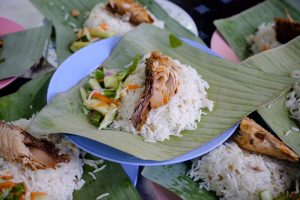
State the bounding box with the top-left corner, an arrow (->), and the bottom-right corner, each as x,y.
89,78 -> 101,90
90,29 -> 114,38
79,87 -> 87,102
70,41 -> 89,52
104,76 -> 119,89
104,89 -> 116,98
95,69 -> 104,81
99,108 -> 118,130
259,190 -> 273,200
83,99 -> 110,115
88,111 -> 103,126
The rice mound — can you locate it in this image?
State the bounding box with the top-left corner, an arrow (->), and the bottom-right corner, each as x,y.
85,3 -> 164,35
246,22 -> 281,54
285,81 -> 300,122
0,136 -> 84,200
111,54 -> 213,142
188,142 -> 300,200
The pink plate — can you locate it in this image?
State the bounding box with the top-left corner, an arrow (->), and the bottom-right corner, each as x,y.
0,17 -> 24,89
210,31 -> 240,63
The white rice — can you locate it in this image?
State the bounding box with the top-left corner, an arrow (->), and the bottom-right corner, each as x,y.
0,136 -> 84,200
188,142 -> 300,200
111,54 -> 213,142
85,3 -> 164,35
246,22 -> 281,54
285,81 -> 300,122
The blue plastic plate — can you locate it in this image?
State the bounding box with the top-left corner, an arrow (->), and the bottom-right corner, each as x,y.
47,36 -> 238,166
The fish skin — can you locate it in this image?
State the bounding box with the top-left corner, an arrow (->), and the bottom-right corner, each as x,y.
0,121 -> 69,170
106,0 -> 154,25
274,18 -> 300,44
235,117 -> 299,162
131,51 -> 179,131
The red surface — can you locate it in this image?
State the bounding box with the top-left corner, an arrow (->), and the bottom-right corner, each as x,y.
0,17 -> 24,89
210,31 -> 240,63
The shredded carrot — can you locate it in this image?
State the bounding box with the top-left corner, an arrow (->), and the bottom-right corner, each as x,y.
30,191 -> 47,200
0,174 -> 13,180
127,84 -> 142,90
100,22 -> 108,31
0,181 -> 16,190
96,102 -> 108,107
92,92 -> 120,106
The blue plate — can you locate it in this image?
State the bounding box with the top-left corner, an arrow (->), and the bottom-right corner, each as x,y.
47,36 -> 238,167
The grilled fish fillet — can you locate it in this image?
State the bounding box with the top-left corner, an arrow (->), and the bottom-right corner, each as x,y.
274,18 -> 300,44
0,122 -> 69,170
235,117 -> 299,162
107,0 -> 154,25
131,51 -> 179,131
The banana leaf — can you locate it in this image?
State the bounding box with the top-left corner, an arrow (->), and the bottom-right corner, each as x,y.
142,163 -> 217,200
74,154 -> 140,200
0,72 -> 53,121
214,0 -> 300,60
0,21 -> 52,79
30,0 -> 203,65
28,24 -> 294,161
240,37 -> 300,155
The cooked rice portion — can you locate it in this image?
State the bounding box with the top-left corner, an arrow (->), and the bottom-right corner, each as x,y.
188,142 -> 300,200
111,54 -> 213,142
85,2 -> 164,35
0,135 -> 84,200
285,81 -> 300,122
246,22 -> 281,54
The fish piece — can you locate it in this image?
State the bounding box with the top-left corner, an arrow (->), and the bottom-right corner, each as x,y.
0,122 -> 69,170
106,0 -> 154,25
131,51 -> 179,131
274,18 -> 300,44
235,117 -> 299,162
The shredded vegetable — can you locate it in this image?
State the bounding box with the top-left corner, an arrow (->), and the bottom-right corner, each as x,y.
80,56 -> 140,129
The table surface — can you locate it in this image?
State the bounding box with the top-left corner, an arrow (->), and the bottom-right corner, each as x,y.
0,0 -> 264,199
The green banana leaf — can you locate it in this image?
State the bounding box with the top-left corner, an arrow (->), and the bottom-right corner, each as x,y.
240,37 -> 300,155
30,0 -> 203,65
214,0 -> 300,60
0,21 -> 52,79
0,72 -> 53,121
74,154 -> 140,200
142,163 -> 217,200
28,24 -> 294,161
